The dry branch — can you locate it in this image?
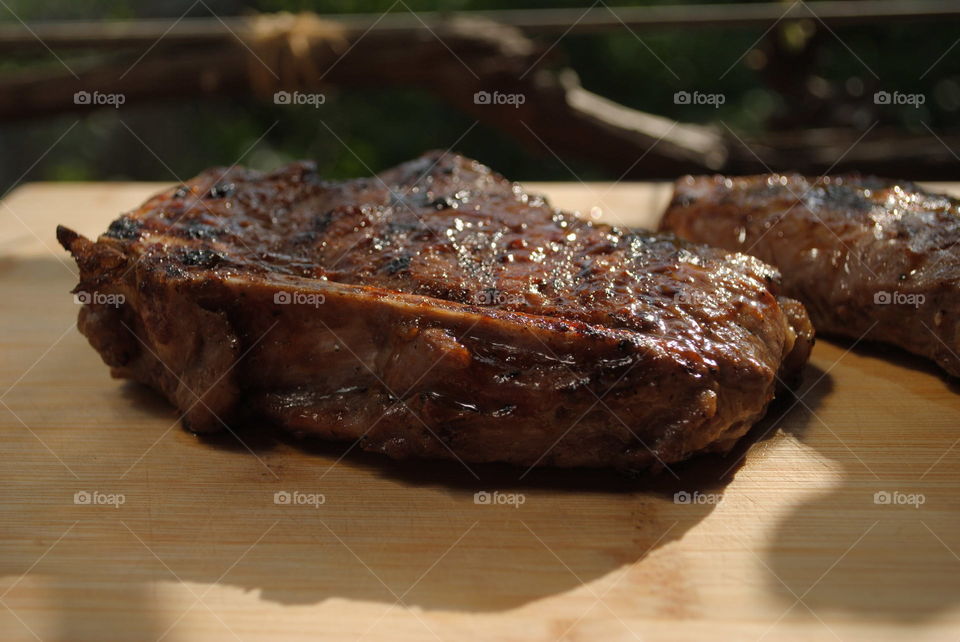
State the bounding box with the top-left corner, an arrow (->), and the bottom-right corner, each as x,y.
0,0 -> 957,52
0,9 -> 957,177
0,16 -> 726,177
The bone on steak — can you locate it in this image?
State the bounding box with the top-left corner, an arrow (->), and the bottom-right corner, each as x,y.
662,174 -> 960,377
57,152 -> 813,471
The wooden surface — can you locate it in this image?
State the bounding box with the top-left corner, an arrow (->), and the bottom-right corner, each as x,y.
2,181 -> 960,642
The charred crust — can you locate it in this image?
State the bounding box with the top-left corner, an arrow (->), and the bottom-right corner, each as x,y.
178,248 -> 224,268
104,217 -> 143,240
383,254 -> 411,275
208,182 -> 236,199
180,222 -> 221,240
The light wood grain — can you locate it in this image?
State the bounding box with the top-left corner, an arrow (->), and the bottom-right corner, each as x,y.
2,182 -> 960,642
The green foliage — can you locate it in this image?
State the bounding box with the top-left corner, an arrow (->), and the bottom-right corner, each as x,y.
0,0 -> 958,186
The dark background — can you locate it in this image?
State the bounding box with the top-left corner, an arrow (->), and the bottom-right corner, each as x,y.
1,0 -> 958,189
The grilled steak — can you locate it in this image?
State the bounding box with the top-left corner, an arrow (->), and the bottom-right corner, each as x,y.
662,175 -> 960,377
58,152 -> 812,471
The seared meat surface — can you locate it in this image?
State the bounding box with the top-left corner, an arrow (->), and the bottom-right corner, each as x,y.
58,153 -> 812,471
662,174 -> 960,376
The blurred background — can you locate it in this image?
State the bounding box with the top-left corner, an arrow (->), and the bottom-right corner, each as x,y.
0,0 -> 958,191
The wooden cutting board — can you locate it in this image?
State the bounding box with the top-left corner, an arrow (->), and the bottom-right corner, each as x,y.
2,181 -> 960,642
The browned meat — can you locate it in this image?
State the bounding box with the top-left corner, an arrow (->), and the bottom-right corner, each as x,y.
662,174 -> 960,376
58,153 -> 812,471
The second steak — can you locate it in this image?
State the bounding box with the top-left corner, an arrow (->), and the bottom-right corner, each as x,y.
662,174 -> 960,376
